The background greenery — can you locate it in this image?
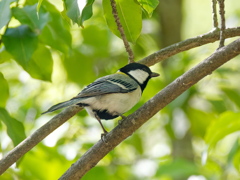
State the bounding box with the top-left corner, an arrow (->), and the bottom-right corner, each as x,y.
0,0 -> 240,179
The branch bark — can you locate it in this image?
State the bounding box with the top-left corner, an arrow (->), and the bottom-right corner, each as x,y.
0,106 -> 83,175
212,0 -> 218,28
217,0 -> 226,47
59,38 -> 240,179
0,27 -> 240,175
140,27 -> 240,66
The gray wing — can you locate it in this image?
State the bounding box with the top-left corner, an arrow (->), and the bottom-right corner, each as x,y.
72,74 -> 139,99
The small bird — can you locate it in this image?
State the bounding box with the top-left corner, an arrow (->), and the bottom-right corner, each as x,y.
43,63 -> 159,135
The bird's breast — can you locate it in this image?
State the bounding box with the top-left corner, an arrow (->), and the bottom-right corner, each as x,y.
81,86 -> 142,120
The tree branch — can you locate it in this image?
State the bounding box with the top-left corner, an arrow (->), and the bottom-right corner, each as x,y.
212,0 -> 218,28
59,38 -> 240,179
0,27 -> 240,175
0,106 -> 83,175
217,0 -> 226,48
110,0 -> 135,63
139,27 -> 240,66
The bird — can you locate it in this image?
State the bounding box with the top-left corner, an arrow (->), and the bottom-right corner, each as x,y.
42,63 -> 159,135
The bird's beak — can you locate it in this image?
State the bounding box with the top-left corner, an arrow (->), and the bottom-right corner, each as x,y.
151,72 -> 160,78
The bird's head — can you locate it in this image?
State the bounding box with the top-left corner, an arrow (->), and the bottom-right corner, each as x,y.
118,63 -> 159,91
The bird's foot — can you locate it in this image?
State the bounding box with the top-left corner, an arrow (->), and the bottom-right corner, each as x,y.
118,115 -> 126,125
101,131 -> 108,143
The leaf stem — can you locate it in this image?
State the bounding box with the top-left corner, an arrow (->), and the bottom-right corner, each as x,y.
109,0 -> 135,63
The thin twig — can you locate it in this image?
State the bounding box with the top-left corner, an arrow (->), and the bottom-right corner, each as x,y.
59,38 -> 240,179
110,0 -> 135,63
0,27 -> 240,175
139,27 -> 240,66
217,0 -> 226,48
212,0 -> 218,28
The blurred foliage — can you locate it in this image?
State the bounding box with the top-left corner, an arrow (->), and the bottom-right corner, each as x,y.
0,0 -> 240,180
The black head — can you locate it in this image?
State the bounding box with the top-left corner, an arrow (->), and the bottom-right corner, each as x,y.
119,63 -> 159,91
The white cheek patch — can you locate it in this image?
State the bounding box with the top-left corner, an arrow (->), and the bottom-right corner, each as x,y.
128,69 -> 149,84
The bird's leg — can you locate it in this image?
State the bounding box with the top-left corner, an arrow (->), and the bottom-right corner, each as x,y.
118,114 -> 126,125
119,114 -> 126,119
94,113 -> 108,141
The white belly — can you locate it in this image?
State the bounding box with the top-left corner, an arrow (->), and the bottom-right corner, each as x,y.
82,86 -> 142,118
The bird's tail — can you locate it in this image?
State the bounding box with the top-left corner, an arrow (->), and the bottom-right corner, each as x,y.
42,98 -> 82,114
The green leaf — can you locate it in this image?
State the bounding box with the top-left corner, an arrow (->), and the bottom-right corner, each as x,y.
156,158 -> 198,178
79,0 -> 95,27
39,1 -> 71,53
0,73 -> 9,107
63,50 -> 95,85
63,0 -> 95,27
2,25 -> 53,81
205,111 -> 240,149
187,108 -> 215,138
102,0 -> 142,43
20,144 -> 72,179
63,0 -> 80,25
0,46 -> 13,64
12,4 -> 50,31
209,100 -> 227,113
0,0 -> 16,29
222,88 -> 240,109
233,145 -> 240,172
81,25 -> 110,56
2,25 -> 38,68
0,108 -> 26,146
26,44 -> 53,81
82,166 -> 109,180
137,0 -> 159,17
228,138 -> 240,163
125,133 -> 143,154
37,0 -> 43,12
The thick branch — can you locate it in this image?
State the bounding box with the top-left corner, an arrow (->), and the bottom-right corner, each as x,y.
0,106 -> 83,175
0,27 -> 240,175
60,39 -> 240,179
